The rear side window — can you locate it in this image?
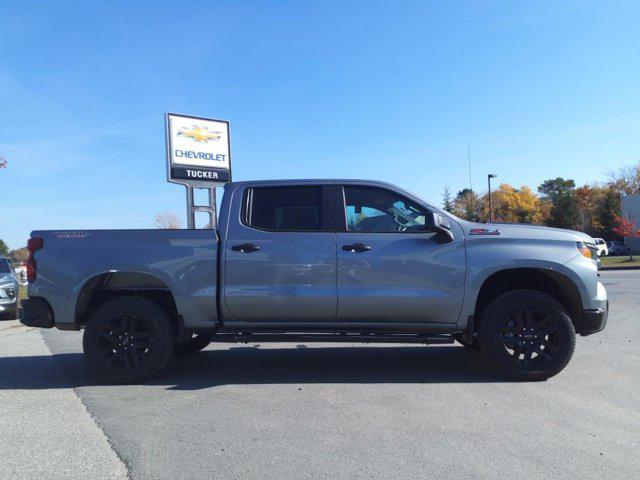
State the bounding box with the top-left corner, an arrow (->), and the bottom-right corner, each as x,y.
244,186 -> 331,232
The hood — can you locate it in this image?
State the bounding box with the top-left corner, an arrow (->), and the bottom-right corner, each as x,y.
460,220 -> 593,243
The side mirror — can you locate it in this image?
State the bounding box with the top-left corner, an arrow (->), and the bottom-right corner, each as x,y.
432,213 -> 454,242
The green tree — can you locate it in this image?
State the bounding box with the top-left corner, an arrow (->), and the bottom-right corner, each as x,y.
442,187 -> 454,213
599,188 -> 621,239
0,239 -> 9,257
8,247 -> 29,266
454,188 -> 483,222
538,178 -> 579,230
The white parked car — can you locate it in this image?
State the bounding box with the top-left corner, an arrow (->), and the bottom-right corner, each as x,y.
593,238 -> 608,256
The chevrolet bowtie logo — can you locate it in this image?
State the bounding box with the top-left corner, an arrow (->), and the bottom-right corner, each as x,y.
178,125 -> 222,143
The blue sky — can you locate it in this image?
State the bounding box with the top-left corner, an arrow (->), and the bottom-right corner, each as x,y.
1,0 -> 639,249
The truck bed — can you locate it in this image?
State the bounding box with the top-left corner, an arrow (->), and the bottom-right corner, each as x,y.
28,229 -> 218,329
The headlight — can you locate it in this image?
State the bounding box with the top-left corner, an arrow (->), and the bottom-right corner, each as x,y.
577,241 -> 597,260
6,288 -> 15,299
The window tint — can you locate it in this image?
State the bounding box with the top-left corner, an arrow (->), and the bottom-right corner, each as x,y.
343,186 -> 431,233
246,186 -> 326,232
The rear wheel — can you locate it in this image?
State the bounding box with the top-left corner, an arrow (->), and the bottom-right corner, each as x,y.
174,333 -> 212,355
83,297 -> 174,383
478,289 -> 575,381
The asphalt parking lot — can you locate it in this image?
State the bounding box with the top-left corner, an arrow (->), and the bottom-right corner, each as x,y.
2,270 -> 639,479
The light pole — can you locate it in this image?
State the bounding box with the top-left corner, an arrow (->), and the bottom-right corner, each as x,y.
487,174 -> 497,222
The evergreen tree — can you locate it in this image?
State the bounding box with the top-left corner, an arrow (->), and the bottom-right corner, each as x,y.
599,188 -> 621,239
0,239 -> 9,257
442,187 -> 454,213
454,188 -> 482,222
538,178 -> 579,230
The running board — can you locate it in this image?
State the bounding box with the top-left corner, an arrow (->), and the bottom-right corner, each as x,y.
212,332 -> 454,345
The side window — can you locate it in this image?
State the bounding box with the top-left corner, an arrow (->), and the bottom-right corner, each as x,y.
343,186 -> 432,233
245,186 -> 329,232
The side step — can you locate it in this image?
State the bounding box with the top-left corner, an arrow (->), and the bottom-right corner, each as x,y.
212,332 -> 454,345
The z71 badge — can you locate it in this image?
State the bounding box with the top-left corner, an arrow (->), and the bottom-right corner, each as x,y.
469,228 -> 501,236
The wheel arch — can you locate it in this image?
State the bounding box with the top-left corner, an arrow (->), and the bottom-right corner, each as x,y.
74,271 -> 181,334
473,268 -> 584,332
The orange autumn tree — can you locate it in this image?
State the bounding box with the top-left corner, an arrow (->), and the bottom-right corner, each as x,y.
482,184 -> 549,224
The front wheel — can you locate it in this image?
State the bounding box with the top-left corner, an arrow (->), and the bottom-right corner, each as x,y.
478,289 -> 576,381
83,296 -> 174,384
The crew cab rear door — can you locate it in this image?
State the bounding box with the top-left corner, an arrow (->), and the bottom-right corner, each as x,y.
334,184 -> 465,325
222,184 -> 337,322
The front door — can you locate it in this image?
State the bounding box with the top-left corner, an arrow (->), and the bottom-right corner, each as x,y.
335,184 -> 465,324
224,184 -> 337,322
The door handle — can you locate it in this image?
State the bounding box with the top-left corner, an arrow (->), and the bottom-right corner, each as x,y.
231,243 -> 261,253
342,243 -> 372,253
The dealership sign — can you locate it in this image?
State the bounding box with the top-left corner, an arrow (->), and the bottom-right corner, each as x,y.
165,113 -> 231,185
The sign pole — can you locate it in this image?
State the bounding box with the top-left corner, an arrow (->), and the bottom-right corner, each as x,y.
186,185 -> 195,229
208,187 -> 217,230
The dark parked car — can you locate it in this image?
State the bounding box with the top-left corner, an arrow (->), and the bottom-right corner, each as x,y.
0,256 -> 19,319
607,241 -> 630,256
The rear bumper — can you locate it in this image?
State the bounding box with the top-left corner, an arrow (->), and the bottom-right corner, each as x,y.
581,300 -> 608,336
19,297 -> 54,328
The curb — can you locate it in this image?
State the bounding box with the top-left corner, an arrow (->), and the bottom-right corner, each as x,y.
600,266 -> 640,271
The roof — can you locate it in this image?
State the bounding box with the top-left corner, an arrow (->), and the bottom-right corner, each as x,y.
227,178 -> 400,188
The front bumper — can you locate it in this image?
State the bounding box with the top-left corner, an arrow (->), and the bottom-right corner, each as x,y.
581,300 -> 608,336
19,297 -> 54,328
0,301 -> 17,315
0,284 -> 18,315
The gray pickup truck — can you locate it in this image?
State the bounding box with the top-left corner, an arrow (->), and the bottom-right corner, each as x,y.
21,179 -> 608,383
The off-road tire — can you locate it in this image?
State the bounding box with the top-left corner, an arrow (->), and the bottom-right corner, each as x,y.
478,289 -> 576,381
174,333 -> 212,355
83,296 -> 174,384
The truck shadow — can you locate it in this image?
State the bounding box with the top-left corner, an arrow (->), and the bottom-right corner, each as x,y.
0,345 -> 507,390
164,346 -> 506,390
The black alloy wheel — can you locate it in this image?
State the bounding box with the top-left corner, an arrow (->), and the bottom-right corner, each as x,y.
83,297 -> 174,383
499,307 -> 560,368
95,312 -> 152,369
478,289 -> 576,381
